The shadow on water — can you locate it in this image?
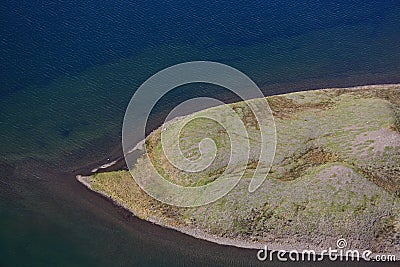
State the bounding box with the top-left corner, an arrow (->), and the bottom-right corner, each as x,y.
1,159 -> 397,267
1,1 -> 400,264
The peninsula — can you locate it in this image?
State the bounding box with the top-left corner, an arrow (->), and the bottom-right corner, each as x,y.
77,84 -> 400,256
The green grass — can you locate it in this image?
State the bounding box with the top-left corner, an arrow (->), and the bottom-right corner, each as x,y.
90,85 -> 400,252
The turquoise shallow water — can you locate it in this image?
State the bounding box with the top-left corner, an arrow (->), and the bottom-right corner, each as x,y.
1,1 -> 400,266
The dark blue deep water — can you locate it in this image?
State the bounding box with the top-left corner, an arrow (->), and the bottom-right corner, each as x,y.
1,1 -> 400,266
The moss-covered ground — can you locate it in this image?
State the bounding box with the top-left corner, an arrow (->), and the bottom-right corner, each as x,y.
90,85 -> 400,253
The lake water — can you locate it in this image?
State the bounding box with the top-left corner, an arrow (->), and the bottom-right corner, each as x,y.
1,1 -> 400,266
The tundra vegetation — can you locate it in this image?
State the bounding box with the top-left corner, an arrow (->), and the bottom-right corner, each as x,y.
90,85 -> 400,254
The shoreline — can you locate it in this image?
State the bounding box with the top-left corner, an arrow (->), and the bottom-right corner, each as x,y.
76,83 -> 400,259
76,82 -> 400,177
75,174 -> 328,253
76,173 -> 400,259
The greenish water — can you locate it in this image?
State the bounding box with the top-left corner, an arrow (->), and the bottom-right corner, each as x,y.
1,1 -> 400,266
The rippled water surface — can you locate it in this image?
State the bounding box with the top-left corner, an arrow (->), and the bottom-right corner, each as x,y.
1,1 -> 400,266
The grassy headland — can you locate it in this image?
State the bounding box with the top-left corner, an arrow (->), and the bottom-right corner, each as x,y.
80,84 -> 400,255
